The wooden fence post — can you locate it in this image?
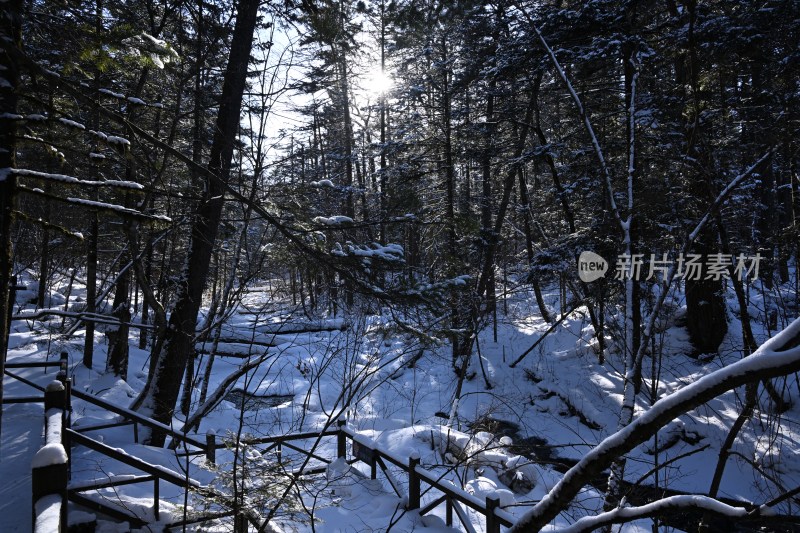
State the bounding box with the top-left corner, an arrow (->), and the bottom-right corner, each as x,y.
337,419 -> 346,459
407,453 -> 420,510
44,380 -> 66,413
206,430 -> 216,465
32,444 -> 68,531
59,351 -> 68,375
485,494 -> 500,533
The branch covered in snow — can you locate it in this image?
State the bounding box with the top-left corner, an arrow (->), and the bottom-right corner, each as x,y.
13,168 -> 143,189
510,317 -> 800,531
21,187 -> 169,221
557,495 -> 760,533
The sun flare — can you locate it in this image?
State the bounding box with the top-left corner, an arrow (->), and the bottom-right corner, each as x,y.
365,69 -> 394,97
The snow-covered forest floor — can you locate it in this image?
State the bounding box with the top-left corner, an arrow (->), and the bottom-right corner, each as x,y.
2,270 -> 800,532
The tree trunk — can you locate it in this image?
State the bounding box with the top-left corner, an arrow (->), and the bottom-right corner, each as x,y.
83,211 -> 98,368
106,273 -> 131,379
140,0 -> 261,446
0,0 -> 23,438
37,224 -> 49,308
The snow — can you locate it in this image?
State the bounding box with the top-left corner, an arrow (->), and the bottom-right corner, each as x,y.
58,117 -> 85,130
32,443 -> 68,468
557,495 -> 750,533
106,135 -> 131,147
313,215 -> 354,225
13,168 -> 143,189
33,494 -> 62,533
65,197 -> 171,221
350,243 -> 405,261
45,408 -> 63,446
2,269 -> 800,532
99,88 -> 125,99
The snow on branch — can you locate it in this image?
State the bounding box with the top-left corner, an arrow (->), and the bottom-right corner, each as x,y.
314,215 -> 354,226
13,168 -> 143,189
557,495 -> 758,533
510,317 -> 800,531
13,210 -> 85,240
58,117 -> 85,130
65,197 -> 170,221
88,129 -> 131,148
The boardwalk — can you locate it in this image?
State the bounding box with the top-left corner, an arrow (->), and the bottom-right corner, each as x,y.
0,396 -> 43,530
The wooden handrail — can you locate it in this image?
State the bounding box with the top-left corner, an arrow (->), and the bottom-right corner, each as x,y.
239,429 -> 339,446
340,425 -> 515,529
4,369 -> 46,391
69,388 -> 207,449
16,360 -> 516,531
66,429 -> 200,488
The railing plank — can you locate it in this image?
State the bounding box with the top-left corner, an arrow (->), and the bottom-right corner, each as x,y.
69,389 -> 206,449
6,360 -> 62,368
376,456 -> 405,499
72,419 -> 134,434
66,429 -> 200,489
241,429 -> 338,446
2,396 -> 42,404
340,425 -> 515,528
279,440 -> 331,465
5,369 -> 46,391
452,499 -> 479,533
69,474 -> 155,492
67,491 -> 148,528
417,493 -> 446,517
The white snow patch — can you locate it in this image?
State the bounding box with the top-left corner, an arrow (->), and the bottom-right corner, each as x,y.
32,443 -> 68,468
314,215 -> 353,226
58,117 -> 85,130
34,494 -> 62,533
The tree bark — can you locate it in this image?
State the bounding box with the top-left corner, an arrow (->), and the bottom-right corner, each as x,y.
140,0 -> 261,446
106,260 -> 131,379
0,0 -> 23,438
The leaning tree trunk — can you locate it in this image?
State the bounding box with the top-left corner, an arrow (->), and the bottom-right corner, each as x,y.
140,0 -> 261,446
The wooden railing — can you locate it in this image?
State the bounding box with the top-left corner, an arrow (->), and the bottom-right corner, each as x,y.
32,379 -> 69,532
66,428 -> 202,527
206,420 -> 517,532
337,421 -> 516,533
10,351 -> 516,532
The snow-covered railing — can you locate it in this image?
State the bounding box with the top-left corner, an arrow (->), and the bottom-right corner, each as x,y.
207,420 -> 516,531
202,420 -> 517,531
337,420 -> 516,533
70,386 -> 207,451
2,351 -> 66,404
65,428 -> 201,526
32,380 -> 69,532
